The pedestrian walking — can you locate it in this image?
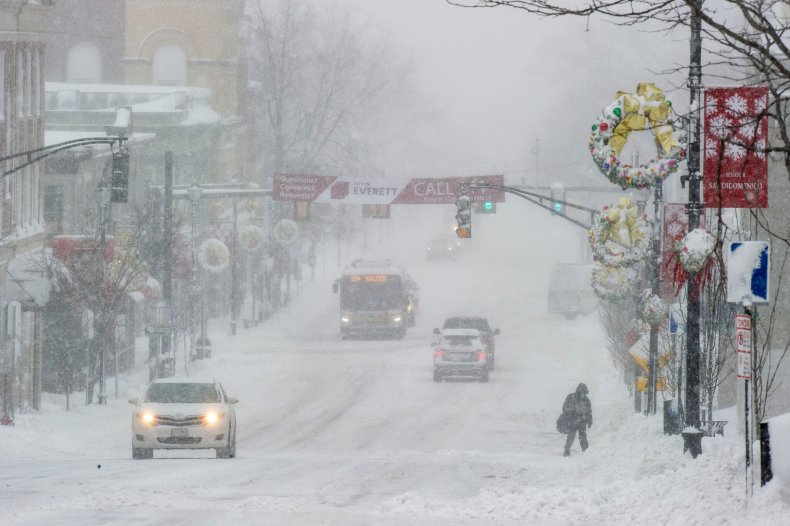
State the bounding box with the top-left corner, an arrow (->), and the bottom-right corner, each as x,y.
558,382 -> 592,457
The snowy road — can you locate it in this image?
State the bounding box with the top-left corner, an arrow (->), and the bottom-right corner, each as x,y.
2,205 -> 785,525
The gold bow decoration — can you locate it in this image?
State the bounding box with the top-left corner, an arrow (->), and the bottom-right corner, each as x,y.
609,83 -> 679,156
602,198 -> 646,247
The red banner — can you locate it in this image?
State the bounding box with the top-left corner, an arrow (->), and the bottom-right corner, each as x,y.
391,175 -> 505,205
660,203 -> 687,299
703,86 -> 769,208
273,173 -> 506,204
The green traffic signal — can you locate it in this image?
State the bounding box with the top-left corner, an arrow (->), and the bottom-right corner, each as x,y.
478,201 -> 496,214
553,201 -> 563,213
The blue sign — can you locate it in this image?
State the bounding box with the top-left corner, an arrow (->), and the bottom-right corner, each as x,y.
727,241 -> 769,304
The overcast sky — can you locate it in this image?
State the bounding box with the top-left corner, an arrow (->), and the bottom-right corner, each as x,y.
343,0 -> 689,189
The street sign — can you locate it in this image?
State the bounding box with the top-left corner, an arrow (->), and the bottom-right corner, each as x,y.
735,314 -> 752,379
727,241 -> 769,304
737,351 -> 752,379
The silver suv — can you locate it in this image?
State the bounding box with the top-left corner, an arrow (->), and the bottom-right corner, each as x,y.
433,328 -> 489,382
437,316 -> 500,370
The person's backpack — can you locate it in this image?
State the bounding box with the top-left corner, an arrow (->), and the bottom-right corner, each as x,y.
556,411 -> 571,434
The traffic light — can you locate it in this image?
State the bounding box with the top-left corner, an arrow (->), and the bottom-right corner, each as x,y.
110,149 -> 129,203
455,194 -> 472,238
550,183 -> 565,215
480,200 -> 496,214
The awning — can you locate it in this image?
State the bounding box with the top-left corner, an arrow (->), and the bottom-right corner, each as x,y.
5,251 -> 68,308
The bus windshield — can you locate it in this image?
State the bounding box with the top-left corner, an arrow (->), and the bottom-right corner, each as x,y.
340,274 -> 404,310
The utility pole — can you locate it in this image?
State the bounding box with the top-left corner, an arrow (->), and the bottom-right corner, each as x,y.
681,0 -> 704,458
161,152 -> 173,376
646,182 -> 663,415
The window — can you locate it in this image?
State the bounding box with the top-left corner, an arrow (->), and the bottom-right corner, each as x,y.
16,48 -> 23,116
152,45 -> 187,86
25,48 -> 31,116
44,185 -> 65,229
67,43 -> 101,83
33,48 -> 40,115
0,50 -> 5,119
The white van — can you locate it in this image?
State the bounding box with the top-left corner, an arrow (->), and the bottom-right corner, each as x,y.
547,263 -> 598,318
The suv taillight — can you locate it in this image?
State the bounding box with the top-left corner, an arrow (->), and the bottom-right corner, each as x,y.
434,348 -> 444,358
478,350 -> 487,360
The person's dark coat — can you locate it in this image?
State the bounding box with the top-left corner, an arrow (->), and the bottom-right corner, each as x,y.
562,383 -> 592,428
562,383 -> 592,455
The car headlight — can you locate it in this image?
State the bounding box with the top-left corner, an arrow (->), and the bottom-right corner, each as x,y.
204,412 -> 225,426
341,316 -> 350,323
138,412 -> 156,426
392,316 -> 402,323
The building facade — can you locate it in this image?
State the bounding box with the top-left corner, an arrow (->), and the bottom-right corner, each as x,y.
44,0 -> 124,85
0,1 -> 52,420
123,0 -> 247,184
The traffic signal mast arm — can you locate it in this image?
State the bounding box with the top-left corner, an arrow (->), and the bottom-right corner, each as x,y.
468,183 -> 602,232
0,136 -> 126,179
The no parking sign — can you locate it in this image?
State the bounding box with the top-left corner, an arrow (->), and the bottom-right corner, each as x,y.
735,314 -> 752,379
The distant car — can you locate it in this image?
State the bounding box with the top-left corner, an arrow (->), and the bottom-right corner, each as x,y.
547,263 -> 598,318
426,235 -> 461,260
438,316 -> 500,369
433,328 -> 489,382
129,377 -> 238,459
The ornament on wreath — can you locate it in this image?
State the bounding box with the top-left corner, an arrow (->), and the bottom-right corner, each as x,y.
591,264 -> 638,301
642,291 -> 668,327
588,198 -> 651,268
198,238 -> 230,273
239,225 -> 265,253
674,228 -> 716,273
589,83 -> 687,189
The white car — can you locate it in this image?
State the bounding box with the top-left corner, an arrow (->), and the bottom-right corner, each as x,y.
129,377 -> 238,459
433,328 -> 489,382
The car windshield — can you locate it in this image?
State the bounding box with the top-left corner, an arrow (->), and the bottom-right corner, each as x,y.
443,318 -> 490,332
441,335 -> 478,346
144,383 -> 220,403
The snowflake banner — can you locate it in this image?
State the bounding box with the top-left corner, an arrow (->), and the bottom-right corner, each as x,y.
660,203 -> 688,299
703,86 -> 768,208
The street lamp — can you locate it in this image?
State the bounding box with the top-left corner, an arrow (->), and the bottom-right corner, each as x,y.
187,183 -> 210,358
97,184 -> 111,405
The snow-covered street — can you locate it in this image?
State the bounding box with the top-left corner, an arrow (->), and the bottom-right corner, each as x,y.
1,204 -> 788,525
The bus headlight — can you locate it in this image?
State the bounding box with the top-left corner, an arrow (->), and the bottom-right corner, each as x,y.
391,316 -> 402,323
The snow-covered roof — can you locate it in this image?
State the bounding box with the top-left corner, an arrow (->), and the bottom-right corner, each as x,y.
45,82 -> 221,126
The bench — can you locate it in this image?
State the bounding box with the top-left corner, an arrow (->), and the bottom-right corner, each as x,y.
700,420 -> 728,437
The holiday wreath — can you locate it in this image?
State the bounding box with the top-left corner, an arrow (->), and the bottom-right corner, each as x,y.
197,238 -> 230,274
239,224 -> 265,253
591,264 -> 638,301
588,197 -> 651,268
589,83 -> 687,189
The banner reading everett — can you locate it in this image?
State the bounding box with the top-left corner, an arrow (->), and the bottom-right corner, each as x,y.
703,86 -> 769,208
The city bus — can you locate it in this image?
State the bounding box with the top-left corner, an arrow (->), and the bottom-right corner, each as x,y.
332,259 -> 415,339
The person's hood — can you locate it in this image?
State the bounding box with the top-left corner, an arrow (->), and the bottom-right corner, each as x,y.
576,383 -> 589,395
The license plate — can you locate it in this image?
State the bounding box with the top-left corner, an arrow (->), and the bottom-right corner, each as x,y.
171,428 -> 188,437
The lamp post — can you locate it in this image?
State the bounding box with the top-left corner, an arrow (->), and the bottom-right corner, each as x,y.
681,0 -> 704,458
187,184 -> 202,358
97,184 -> 111,405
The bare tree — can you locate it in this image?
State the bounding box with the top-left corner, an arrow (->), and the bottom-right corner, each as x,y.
246,0 -> 410,179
